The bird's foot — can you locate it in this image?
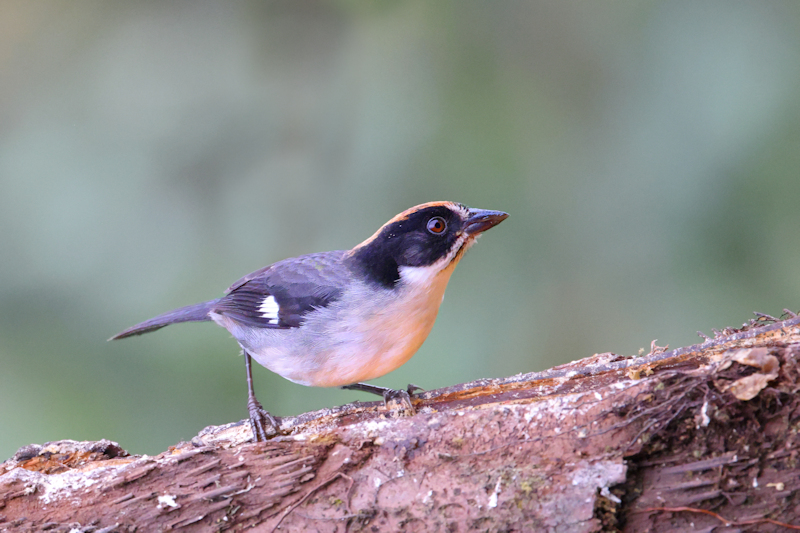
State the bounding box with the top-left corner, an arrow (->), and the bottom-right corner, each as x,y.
340,382 -> 419,417
247,395 -> 280,442
406,383 -> 424,396
382,388 -> 415,417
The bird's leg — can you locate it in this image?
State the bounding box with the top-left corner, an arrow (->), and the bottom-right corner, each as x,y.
341,382 -> 420,413
244,350 -> 280,441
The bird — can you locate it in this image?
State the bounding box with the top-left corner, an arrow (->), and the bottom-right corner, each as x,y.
111,201 -> 508,441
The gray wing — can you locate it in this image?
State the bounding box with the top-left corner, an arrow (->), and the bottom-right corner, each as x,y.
213,250 -> 350,328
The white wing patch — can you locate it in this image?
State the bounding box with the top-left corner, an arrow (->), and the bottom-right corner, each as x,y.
258,296 -> 280,324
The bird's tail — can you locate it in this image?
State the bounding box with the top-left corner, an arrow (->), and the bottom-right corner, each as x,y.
109,299 -> 219,340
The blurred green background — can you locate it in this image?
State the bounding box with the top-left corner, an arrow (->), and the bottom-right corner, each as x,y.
2,1 -> 800,460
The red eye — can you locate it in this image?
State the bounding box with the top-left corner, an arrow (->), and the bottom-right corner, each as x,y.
427,217 -> 447,234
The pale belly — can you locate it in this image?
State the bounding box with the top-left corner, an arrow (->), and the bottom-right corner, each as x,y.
212,263 -> 456,388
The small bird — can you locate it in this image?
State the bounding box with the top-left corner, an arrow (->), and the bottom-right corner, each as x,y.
111,201 -> 507,441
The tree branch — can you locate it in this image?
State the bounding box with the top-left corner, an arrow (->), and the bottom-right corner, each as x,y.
3,313 -> 800,532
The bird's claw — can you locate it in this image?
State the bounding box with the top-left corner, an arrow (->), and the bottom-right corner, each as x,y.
382,388 -> 415,416
406,383 -> 425,396
247,396 -> 280,442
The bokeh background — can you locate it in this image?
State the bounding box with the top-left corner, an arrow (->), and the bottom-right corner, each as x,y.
2,1 -> 800,460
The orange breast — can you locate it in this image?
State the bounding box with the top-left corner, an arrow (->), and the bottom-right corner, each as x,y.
308,260 -> 458,387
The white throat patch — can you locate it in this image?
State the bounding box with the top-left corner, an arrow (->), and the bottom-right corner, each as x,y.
398,231 -> 474,287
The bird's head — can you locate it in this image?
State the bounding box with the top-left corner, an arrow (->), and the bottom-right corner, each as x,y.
349,201 -> 508,288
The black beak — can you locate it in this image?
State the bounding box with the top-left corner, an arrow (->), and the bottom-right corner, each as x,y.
464,209 -> 509,235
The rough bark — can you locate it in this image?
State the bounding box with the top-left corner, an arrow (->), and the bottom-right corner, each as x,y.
2,312 -> 800,532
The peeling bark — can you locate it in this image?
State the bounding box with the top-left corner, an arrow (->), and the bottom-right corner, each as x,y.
2,313 -> 800,532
